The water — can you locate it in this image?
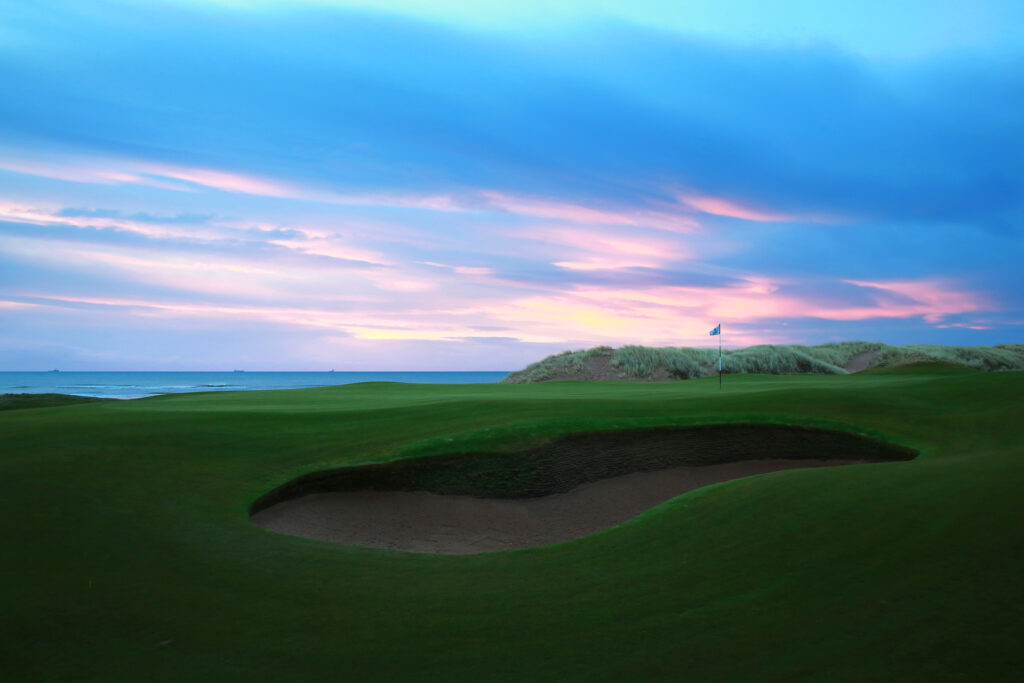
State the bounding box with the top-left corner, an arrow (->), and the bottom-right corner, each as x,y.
0,371 -> 511,399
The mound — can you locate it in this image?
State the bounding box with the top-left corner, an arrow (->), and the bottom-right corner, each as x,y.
502,342 -> 1024,383
251,425 -> 915,554
860,360 -> 979,375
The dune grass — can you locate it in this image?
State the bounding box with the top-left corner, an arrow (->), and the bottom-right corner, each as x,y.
509,345 -> 615,382
503,341 -> 1024,382
874,343 -> 1024,371
610,345 -> 705,378
2,368 -> 1023,681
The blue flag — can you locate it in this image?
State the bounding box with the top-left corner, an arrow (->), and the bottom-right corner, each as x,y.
709,324 -> 720,336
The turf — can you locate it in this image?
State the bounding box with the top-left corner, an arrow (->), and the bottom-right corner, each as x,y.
2,369 -> 1023,681
0,392 -> 113,411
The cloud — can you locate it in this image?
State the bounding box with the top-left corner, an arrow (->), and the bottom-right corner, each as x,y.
422,262 -> 494,276
3,151 -> 710,237
135,164 -> 297,197
680,194 -> 792,223
516,225 -> 691,273
0,204 -> 387,269
480,276 -> 994,345
841,279 -> 989,323
4,6 -> 1019,229
480,191 -> 698,232
1,3 -> 1021,368
56,207 -> 213,224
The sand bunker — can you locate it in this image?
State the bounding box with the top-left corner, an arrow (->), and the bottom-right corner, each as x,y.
251,425 -> 914,554
845,350 -> 880,373
255,459 -> 873,554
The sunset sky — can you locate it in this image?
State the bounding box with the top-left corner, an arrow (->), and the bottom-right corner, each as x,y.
2,0 -> 1022,370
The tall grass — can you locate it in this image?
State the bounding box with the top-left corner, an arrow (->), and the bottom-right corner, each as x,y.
875,344 -> 1024,371
512,346 -> 613,383
724,345 -> 845,375
610,346 -> 702,379
503,341 -> 1024,383
794,341 -> 886,367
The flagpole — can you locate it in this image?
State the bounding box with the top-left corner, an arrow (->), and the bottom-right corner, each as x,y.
718,323 -> 722,390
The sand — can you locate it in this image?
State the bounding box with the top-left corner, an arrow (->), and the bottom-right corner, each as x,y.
252,458 -> 866,554
844,350 -> 879,373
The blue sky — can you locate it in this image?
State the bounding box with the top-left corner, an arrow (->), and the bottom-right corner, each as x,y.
1,0 -> 1022,369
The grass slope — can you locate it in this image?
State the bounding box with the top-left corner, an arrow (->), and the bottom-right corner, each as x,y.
502,342 -> 1024,382
0,393 -> 113,411
2,369 -> 1023,681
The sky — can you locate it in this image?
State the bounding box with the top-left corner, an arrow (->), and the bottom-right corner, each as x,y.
1,0 -> 1022,370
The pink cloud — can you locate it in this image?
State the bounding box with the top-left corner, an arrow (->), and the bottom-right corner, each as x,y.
841,279 -> 989,323
935,323 -> 992,330
3,150 -> 711,232
0,157 -> 119,185
680,194 -> 792,222
0,300 -> 40,310
481,277 -> 994,346
452,265 -> 493,276
5,193 -> 991,347
8,272 -> 995,352
135,164 -> 297,197
0,154 -> 272,195
0,200 -> 411,275
553,259 -> 656,271
11,293 -> 554,343
137,165 -> 458,212
382,194 -> 463,212
518,226 -> 691,271
0,157 -> 196,192
481,191 -> 698,232
5,239 -> 304,300
0,150 -> 461,211
0,202 -> 185,239
269,236 -> 393,266
422,262 -> 495,276
93,171 -> 199,192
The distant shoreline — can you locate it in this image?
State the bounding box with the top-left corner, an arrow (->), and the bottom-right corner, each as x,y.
0,370 -> 511,400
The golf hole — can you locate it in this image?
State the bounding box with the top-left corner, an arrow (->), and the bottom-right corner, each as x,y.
251,425 -> 915,554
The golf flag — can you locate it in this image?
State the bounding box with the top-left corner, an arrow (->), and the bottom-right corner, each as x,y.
711,323 -> 723,388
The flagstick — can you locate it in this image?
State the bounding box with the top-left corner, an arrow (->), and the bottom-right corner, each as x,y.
719,323 -> 722,390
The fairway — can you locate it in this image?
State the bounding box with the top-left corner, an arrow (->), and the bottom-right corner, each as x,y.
3,368 -> 1023,681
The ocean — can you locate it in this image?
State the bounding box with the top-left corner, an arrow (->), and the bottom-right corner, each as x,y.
0,371 -> 511,400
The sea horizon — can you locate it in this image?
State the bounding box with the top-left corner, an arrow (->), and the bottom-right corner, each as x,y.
0,371 -> 512,400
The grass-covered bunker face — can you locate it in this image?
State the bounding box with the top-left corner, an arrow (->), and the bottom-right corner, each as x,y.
251,425 -> 916,554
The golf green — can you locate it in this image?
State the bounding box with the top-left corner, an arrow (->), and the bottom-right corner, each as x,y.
2,367 -> 1022,681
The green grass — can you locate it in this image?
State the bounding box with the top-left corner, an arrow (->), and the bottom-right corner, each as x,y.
503,341 -> 1024,382
2,369 -> 1023,681
0,392 -> 113,411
